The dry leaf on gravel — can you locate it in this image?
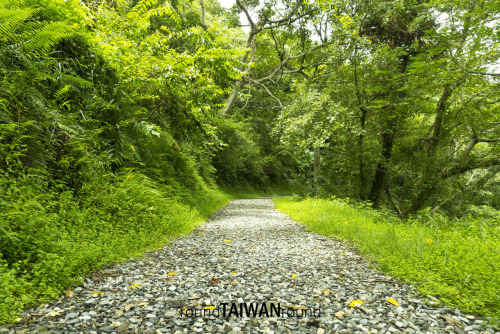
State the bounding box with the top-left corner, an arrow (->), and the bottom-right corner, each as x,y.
349,300 -> 363,307
386,297 -> 399,306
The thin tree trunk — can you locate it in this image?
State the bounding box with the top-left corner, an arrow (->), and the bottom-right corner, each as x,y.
406,84 -> 455,215
353,42 -> 367,199
221,33 -> 256,115
313,146 -> 321,195
369,122 -> 395,208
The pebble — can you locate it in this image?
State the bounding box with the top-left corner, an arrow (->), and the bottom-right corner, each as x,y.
8,198 -> 499,334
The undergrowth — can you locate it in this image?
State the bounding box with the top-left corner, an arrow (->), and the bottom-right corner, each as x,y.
274,196 -> 500,324
0,171 -> 231,324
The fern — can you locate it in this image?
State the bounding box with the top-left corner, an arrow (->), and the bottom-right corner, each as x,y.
22,21 -> 76,55
0,8 -> 39,45
0,7 -> 78,56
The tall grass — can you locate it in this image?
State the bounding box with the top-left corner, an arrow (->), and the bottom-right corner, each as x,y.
274,196 -> 500,323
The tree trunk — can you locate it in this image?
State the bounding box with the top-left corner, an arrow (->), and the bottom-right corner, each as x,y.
369,123 -> 395,208
221,32 -> 256,115
313,147 -> 322,195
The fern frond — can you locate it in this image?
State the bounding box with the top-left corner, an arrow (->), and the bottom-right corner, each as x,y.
54,85 -> 71,99
0,8 -> 39,44
22,22 -> 77,55
60,73 -> 93,87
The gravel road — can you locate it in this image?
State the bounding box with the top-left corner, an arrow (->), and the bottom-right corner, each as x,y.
6,198 -> 498,334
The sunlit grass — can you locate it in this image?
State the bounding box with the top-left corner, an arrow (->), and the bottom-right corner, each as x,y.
274,196 -> 500,324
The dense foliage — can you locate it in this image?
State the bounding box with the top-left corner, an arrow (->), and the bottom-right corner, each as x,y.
0,0 -> 243,322
0,0 -> 498,325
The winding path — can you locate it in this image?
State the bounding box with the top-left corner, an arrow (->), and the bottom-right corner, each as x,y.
7,198 -> 498,334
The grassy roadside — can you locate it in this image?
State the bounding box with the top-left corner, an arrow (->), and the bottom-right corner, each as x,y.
0,172 -> 232,324
273,196 -> 500,324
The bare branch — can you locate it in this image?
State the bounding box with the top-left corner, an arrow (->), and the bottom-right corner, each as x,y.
262,9 -> 317,30
235,0 -> 256,30
283,63 -> 310,80
450,56 -> 500,77
245,77 -> 283,108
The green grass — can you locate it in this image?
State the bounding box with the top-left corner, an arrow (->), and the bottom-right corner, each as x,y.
0,171 -> 231,324
274,196 -> 500,324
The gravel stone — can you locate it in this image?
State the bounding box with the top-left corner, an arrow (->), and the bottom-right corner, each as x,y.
9,198 -> 499,333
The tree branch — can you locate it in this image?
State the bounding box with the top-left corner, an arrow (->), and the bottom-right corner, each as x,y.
451,56 -> 500,77
199,0 -> 208,30
385,184 -> 403,218
245,77 -> 282,108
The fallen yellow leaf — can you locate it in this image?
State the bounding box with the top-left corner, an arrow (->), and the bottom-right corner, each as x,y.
224,240 -> 232,242
198,232 -> 203,234
292,274 -> 297,278
129,284 -> 141,288
322,289 -> 334,294
90,291 -> 103,295
167,272 -> 178,276
386,297 -> 399,307
341,253 -> 347,256
349,300 -> 363,307
204,306 -> 216,310
230,272 -> 237,275
249,249 -> 255,252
